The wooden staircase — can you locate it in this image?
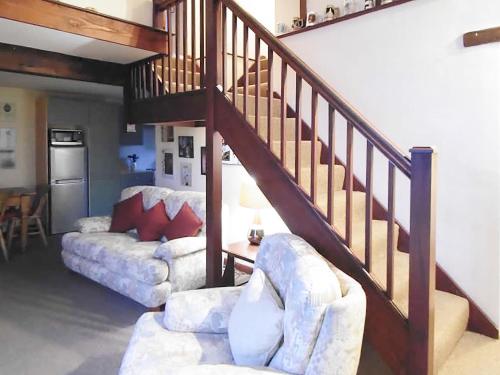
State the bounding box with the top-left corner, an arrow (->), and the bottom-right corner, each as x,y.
127,0 -> 498,373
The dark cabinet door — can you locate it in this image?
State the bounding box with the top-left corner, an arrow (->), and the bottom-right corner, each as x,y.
48,97 -> 88,128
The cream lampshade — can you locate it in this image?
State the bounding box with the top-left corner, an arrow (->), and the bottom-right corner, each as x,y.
239,177 -> 271,245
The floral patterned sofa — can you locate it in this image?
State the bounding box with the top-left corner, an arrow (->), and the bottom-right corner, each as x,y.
61,186 -> 209,309
119,233 -> 367,375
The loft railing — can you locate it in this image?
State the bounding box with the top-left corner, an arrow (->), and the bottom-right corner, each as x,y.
130,0 -> 206,99
206,0 -> 437,374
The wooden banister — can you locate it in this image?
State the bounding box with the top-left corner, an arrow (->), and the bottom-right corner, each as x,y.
221,0 -> 411,177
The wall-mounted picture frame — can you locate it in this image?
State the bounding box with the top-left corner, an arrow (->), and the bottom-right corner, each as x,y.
163,151 -> 173,175
200,146 -> 206,175
178,136 -> 194,158
161,126 -> 174,142
180,162 -> 192,187
222,140 -> 240,165
0,128 -> 16,169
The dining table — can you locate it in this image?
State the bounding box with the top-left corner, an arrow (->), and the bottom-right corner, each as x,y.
0,187 -> 36,252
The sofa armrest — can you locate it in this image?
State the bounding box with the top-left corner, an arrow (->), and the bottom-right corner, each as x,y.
154,236 -> 206,261
164,287 -> 242,334
75,216 -> 111,233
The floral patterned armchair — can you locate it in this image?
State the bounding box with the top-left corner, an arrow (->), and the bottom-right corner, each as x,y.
119,233 -> 366,375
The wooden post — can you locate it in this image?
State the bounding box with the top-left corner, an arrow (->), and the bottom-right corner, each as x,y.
153,5 -> 167,30
205,0 -> 223,287
408,147 -> 436,375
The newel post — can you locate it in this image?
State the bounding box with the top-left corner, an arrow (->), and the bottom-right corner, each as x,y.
408,147 -> 437,375
205,0 -> 223,287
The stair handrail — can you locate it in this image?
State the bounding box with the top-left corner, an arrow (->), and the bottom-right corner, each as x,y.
221,0 -> 411,177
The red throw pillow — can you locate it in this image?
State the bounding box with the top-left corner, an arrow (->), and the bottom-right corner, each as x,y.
136,201 -> 170,241
163,202 -> 203,240
109,192 -> 144,233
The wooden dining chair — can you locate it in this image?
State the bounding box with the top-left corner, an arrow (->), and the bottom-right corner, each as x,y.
8,190 -> 49,249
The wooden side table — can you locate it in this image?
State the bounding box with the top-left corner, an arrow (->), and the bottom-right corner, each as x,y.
222,241 -> 259,286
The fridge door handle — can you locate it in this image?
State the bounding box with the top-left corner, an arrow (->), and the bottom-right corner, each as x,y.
54,178 -> 84,184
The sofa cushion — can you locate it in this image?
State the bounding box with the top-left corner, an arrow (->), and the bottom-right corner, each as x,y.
137,201 -> 170,241
228,269 -> 284,367
163,202 -> 203,241
110,192 -> 144,232
99,240 -> 169,285
62,232 -> 139,263
119,312 -> 234,375
165,191 -> 206,235
168,365 -> 286,374
255,234 -> 343,374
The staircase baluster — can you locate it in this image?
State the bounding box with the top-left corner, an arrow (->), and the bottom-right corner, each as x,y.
168,5 -> 173,94
327,105 -> 336,225
222,5 -> 227,94
267,49 -> 273,147
280,61 -> 288,167
387,161 -> 396,299
161,55 -> 165,95
149,60 -> 154,97
191,0 -> 196,91
199,0 -> 205,86
365,141 -> 374,272
310,90 -> 318,204
295,76 -> 302,185
346,121 -> 354,247
153,57 -> 158,96
183,1 -> 188,92
175,1 -> 180,93
243,25 -> 249,120
232,14 -> 237,105
254,37 -> 261,135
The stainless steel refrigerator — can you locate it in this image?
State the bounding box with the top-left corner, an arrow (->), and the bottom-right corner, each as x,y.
49,145 -> 89,234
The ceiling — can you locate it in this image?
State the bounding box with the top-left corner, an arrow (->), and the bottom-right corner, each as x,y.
0,71 -> 123,100
0,18 -> 156,64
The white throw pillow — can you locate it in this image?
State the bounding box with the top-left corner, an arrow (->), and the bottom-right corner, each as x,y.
228,268 -> 285,367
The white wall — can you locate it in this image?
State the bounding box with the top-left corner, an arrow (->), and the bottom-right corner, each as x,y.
0,88 -> 40,188
60,0 -> 152,26
155,125 -> 289,243
281,0 -> 500,325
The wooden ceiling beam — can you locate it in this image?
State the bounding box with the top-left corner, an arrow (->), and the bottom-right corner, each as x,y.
0,0 -> 168,53
0,42 -> 127,86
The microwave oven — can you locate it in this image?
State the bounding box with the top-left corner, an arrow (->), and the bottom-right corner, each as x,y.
49,129 -> 84,146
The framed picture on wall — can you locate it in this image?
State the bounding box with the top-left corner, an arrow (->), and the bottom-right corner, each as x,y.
163,151 -> 173,175
161,126 -> 174,143
180,162 -> 192,187
222,139 -> 240,165
178,136 -> 194,158
200,146 -> 207,175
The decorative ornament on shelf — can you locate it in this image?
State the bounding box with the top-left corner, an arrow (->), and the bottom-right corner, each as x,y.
127,154 -> 139,172
325,5 -> 339,21
291,17 -> 305,30
306,11 -> 317,27
364,0 -> 375,10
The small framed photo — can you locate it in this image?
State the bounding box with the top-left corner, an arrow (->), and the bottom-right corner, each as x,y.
200,146 -> 207,175
161,126 -> 174,143
222,140 -> 240,165
180,162 -> 192,187
178,136 -> 194,158
163,152 -> 173,175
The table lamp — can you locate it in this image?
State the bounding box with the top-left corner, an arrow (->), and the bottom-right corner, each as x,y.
239,178 -> 271,245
